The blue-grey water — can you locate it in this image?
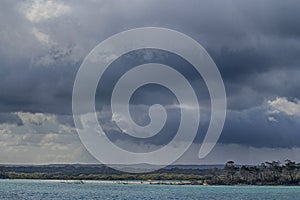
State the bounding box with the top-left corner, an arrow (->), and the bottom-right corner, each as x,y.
0,179 -> 299,200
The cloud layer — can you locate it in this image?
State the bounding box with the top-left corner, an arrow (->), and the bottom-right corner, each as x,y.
0,0 -> 300,164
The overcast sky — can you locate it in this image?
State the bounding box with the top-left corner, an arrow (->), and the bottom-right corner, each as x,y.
0,0 -> 300,165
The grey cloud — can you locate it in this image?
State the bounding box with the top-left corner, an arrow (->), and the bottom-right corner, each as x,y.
219,104 -> 300,148
97,99 -> 300,149
1,0 -> 300,113
0,113 -> 23,126
56,114 -> 75,127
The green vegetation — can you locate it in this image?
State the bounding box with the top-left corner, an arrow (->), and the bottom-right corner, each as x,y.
1,160 -> 300,185
208,160 -> 300,185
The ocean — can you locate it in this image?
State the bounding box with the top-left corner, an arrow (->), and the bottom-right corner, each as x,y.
0,179 -> 299,199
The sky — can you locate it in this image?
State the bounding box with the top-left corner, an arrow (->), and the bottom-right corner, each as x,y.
0,0 -> 300,165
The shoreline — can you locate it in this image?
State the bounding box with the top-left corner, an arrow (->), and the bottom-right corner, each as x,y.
1,179 -> 300,186
1,160 -> 300,186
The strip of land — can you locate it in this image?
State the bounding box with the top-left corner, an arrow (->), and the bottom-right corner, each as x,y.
1,160 -> 300,185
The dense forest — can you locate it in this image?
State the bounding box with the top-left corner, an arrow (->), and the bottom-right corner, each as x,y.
1,160 -> 300,185
210,160 -> 300,185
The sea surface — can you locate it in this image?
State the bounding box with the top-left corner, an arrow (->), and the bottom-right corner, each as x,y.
0,179 -> 299,200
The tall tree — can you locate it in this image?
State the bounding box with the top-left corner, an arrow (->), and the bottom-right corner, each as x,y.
284,159 -> 297,183
224,161 -> 238,184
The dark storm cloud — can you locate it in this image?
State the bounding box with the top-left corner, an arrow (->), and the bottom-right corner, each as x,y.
219,105 -> 300,148
0,0 -> 299,113
0,0 -> 300,150
0,58 -> 78,114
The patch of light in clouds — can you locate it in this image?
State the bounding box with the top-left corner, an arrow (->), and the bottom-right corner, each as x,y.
32,28 -> 51,45
20,0 -> 71,23
268,97 -> 300,116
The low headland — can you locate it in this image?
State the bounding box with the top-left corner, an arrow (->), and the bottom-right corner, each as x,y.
1,160 -> 300,186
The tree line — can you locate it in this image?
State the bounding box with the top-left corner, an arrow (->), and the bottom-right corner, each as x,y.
208,160 -> 300,185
